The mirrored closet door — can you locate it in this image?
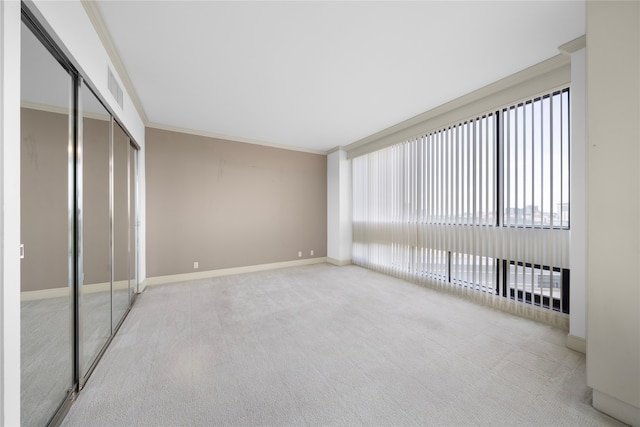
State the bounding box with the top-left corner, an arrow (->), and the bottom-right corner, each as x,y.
20,7 -> 140,426
113,123 -> 132,329
20,18 -> 74,427
79,82 -> 113,380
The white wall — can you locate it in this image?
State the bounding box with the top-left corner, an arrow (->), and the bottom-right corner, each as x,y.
138,150 -> 146,283
568,47 -> 587,350
586,2 -> 640,425
1,1 -> 22,424
327,149 -> 352,264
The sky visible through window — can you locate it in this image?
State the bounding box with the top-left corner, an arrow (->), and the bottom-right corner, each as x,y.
406,88 -> 570,228
353,88 -> 570,230
504,90 -> 570,228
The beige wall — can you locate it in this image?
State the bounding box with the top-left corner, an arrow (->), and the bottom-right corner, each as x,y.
21,107 -> 69,292
82,114 -> 111,285
586,1 -> 640,424
145,127 -> 327,277
113,123 -> 131,283
21,107 -> 132,292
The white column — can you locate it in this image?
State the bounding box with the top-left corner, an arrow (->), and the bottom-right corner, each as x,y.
560,37 -> 587,353
1,0 -> 22,425
586,1 -> 640,425
327,149 -> 352,265
138,148 -> 146,283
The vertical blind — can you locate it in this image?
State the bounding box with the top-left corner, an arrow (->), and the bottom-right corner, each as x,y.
352,88 -> 570,328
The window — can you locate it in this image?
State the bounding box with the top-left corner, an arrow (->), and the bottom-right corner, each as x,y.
421,115 -> 496,225
352,88 -> 570,315
503,89 -> 570,228
505,261 -> 569,313
451,253 -> 497,293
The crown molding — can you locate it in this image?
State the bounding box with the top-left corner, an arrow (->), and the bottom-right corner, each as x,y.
80,0 -> 149,124
21,101 -> 110,121
559,35 -> 586,55
21,101 -> 69,116
146,122 -> 328,156
327,146 -> 348,155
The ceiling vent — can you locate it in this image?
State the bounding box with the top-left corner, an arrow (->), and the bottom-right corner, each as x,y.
107,66 -> 124,109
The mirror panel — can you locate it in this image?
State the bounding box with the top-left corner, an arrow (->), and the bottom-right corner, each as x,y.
20,20 -> 74,427
113,123 -> 131,328
79,82 -> 113,378
130,145 -> 138,298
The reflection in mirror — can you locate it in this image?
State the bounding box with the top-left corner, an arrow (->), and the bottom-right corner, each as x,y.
80,82 -> 112,379
20,20 -> 73,427
113,123 -> 130,328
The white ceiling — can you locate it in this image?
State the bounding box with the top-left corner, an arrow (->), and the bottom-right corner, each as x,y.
95,1 -> 585,153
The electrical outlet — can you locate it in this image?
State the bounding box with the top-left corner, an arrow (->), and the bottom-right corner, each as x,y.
310,250 -> 314,256
193,262 -> 199,269
298,251 -> 302,257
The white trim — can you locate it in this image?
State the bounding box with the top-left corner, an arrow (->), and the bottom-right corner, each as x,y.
80,0 -> 149,124
21,101 -> 110,121
147,122 -> 328,155
592,390 -> 640,426
20,280 -> 130,301
559,35 -> 586,55
327,258 -> 352,266
346,54 -> 570,159
566,334 -> 586,354
568,48 -> 587,343
21,101 -> 68,116
21,287 -> 70,301
1,1 -> 21,424
112,279 -> 129,291
140,257 -> 328,291
327,149 -> 352,262
327,146 -> 348,155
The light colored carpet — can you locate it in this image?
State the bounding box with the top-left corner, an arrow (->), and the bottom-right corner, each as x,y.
21,289 -> 131,427
61,264 -> 623,426
21,295 -> 73,427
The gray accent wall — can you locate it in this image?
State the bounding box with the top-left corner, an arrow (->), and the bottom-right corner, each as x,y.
145,127 -> 327,278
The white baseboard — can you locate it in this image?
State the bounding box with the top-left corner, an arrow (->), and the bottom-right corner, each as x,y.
593,389 -> 640,426
21,286 -> 70,301
327,257 -> 352,266
566,334 -> 586,354
20,280 -> 130,301
141,257 -> 328,291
